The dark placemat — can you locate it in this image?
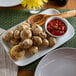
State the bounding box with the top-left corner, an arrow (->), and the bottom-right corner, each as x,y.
0,9 -> 76,71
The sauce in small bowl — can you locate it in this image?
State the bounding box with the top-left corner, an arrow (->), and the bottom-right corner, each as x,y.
45,17 -> 68,37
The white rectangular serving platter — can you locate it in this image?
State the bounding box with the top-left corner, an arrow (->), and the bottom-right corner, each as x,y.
1,9 -> 75,66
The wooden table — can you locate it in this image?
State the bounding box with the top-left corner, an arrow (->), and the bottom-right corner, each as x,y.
0,0 -> 76,76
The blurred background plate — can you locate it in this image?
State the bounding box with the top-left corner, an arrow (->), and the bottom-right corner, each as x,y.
0,0 -> 21,7
35,48 -> 76,76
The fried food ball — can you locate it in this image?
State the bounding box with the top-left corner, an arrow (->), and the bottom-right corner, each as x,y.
32,24 -> 43,35
14,30 -> 20,39
10,45 -> 25,60
21,22 -> 30,27
3,30 -> 14,42
29,46 -> 38,54
48,37 -> 56,47
23,39 -> 33,49
16,23 -> 30,31
32,36 -> 42,46
39,31 -> 47,39
10,39 -> 19,45
42,39 -> 49,48
20,29 -> 32,40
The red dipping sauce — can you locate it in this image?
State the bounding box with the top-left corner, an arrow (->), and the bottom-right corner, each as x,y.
47,19 -> 67,36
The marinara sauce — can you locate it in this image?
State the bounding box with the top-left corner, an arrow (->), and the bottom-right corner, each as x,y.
47,19 -> 67,36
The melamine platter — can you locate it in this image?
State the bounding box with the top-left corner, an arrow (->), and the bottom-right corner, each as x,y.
1,9 -> 75,66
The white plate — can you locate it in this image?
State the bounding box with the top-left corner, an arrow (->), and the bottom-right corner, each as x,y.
1,9 -> 75,66
35,48 -> 76,76
0,0 -> 21,7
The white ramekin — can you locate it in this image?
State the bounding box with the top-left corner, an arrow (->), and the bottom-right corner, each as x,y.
45,16 -> 68,37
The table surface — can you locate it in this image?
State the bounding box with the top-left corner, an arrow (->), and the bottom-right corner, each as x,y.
0,0 -> 76,76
